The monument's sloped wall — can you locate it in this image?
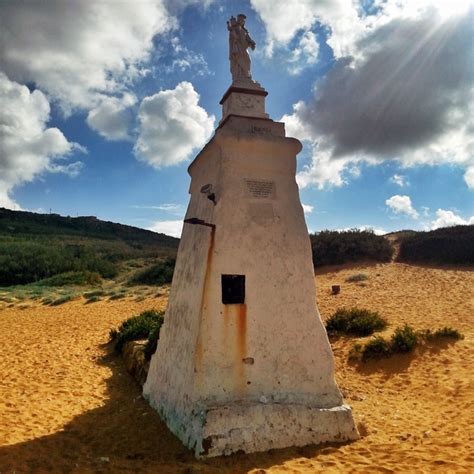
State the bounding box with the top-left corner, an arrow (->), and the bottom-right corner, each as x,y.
143,146 -> 220,443
193,131 -> 342,409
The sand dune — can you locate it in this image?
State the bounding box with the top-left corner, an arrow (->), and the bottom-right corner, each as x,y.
0,262 -> 473,472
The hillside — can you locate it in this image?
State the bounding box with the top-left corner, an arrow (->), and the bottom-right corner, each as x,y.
396,225 -> 474,265
0,208 -> 179,286
0,208 -> 178,247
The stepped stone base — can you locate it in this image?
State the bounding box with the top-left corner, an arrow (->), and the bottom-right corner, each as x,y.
144,395 -> 358,458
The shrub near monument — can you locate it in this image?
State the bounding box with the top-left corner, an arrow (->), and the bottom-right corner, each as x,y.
350,324 -> 464,362
326,307 -> 388,336
110,309 -> 164,356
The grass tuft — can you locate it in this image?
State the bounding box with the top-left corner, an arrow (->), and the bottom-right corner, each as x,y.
50,294 -> 76,306
85,295 -> 102,304
83,290 -> 105,298
345,273 -> 368,283
36,271 -> 102,287
109,292 -> 126,301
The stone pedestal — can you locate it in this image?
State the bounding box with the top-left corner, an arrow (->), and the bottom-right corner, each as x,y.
219,79 -> 268,124
143,84 -> 358,458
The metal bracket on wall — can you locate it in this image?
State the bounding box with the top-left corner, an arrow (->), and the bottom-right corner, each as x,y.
183,218 -> 216,229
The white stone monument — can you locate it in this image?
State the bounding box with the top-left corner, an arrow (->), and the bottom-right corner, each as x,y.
143,14 -> 358,458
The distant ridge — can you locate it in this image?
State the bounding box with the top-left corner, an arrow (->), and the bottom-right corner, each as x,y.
0,207 -> 180,247
396,225 -> 474,265
0,207 -> 180,286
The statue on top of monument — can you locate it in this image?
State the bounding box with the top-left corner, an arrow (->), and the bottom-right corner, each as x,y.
227,14 -> 256,82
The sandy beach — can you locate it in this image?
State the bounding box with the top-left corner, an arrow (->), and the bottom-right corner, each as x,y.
0,262 -> 473,473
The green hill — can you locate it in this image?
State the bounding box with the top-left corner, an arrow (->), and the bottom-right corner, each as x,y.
0,208 -> 179,286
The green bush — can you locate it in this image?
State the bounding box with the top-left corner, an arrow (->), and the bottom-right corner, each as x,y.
345,273 -> 368,283
128,258 -> 175,286
390,325 -> 418,353
112,309 -> 164,354
326,308 -> 388,336
398,225 -> 474,265
430,327 -> 464,340
36,271 -> 102,287
355,325 -> 464,362
362,336 -> 392,361
418,326 -> 464,341
310,229 -> 393,267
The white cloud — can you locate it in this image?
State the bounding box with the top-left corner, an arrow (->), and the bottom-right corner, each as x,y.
390,174 -> 408,187
86,93 -> 137,141
421,206 -> 430,218
302,203 -> 314,214
148,219 -> 183,238
464,166 -> 474,189
362,226 -> 387,236
282,101 -> 314,142
386,195 -> 419,219
296,145 -> 362,189
134,81 -> 214,168
282,6 -> 473,190
288,30 -> 319,75
48,161 -> 84,178
250,0 -> 362,59
251,0 -> 471,60
163,37 -> 211,76
332,225 -> 387,235
131,203 -> 184,215
0,73 -> 81,209
0,1 -> 173,115
431,209 -> 474,229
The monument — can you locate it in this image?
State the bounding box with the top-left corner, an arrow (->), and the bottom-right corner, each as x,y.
143,14 -> 358,458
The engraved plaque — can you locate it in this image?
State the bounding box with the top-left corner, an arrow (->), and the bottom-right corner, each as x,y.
245,179 -> 275,199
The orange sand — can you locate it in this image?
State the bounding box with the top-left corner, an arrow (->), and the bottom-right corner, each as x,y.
0,262 -> 473,472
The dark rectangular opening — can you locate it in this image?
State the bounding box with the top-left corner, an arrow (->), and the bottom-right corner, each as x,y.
221,274 -> 245,304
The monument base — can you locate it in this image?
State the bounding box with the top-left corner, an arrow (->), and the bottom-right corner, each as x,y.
144,394 -> 358,458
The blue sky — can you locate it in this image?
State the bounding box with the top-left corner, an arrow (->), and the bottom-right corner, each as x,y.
1,0 -> 473,236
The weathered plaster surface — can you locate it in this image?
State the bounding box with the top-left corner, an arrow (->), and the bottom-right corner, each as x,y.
143,110 -> 358,458
222,92 -> 268,122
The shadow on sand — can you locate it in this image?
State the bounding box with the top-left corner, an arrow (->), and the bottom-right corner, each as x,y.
0,342 -> 355,473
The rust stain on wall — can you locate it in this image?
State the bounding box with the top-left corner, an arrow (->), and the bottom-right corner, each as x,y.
194,227 -> 215,378
223,305 -> 229,355
235,303 -> 247,392
237,303 -> 247,358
